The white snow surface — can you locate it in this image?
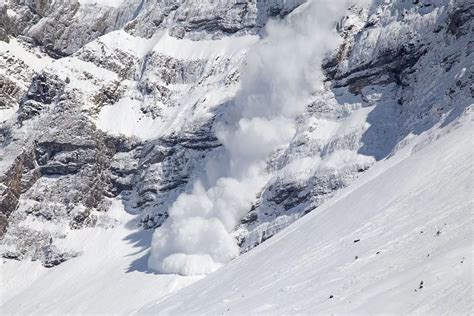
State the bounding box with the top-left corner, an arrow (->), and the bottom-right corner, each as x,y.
0,200 -> 201,314
93,30 -> 258,140
78,0 -> 131,8
0,38 -> 52,72
152,32 -> 259,60
137,116 -> 473,314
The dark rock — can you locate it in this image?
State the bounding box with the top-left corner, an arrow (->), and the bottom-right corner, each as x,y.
418,280 -> 424,289
36,245 -> 79,268
447,3 -> 474,38
241,212 -> 258,225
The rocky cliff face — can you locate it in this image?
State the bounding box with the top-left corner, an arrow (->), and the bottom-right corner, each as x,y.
0,0 -> 472,268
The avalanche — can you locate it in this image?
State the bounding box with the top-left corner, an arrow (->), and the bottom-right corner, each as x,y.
147,0 -> 373,277
0,0 -> 472,314
137,110 -> 473,315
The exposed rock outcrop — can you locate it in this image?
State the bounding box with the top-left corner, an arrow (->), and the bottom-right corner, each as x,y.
0,0 -> 471,267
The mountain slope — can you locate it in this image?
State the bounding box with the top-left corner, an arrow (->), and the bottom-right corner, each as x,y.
137,113 -> 473,315
0,199 -> 199,313
2,108 -> 471,315
0,0 -> 472,313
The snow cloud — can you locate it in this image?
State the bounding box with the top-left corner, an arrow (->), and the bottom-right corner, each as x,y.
148,0 -> 372,276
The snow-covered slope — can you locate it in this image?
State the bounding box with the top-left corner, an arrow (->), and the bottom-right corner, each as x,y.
0,0 -> 473,313
1,94 -> 471,315
0,200 -> 200,313
137,112 -> 473,315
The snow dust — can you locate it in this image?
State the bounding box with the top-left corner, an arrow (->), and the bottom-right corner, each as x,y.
148,0 -> 372,276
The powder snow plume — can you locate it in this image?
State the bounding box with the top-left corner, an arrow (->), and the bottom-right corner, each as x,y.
148,0 -> 371,276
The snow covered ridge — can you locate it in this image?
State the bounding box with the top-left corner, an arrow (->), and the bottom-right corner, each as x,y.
1,0 -> 473,313
0,0 -> 304,56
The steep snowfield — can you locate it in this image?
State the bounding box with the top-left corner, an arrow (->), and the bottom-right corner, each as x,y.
136,115 -> 473,314
94,30 -> 258,140
1,109 -> 471,315
0,200 -> 200,314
